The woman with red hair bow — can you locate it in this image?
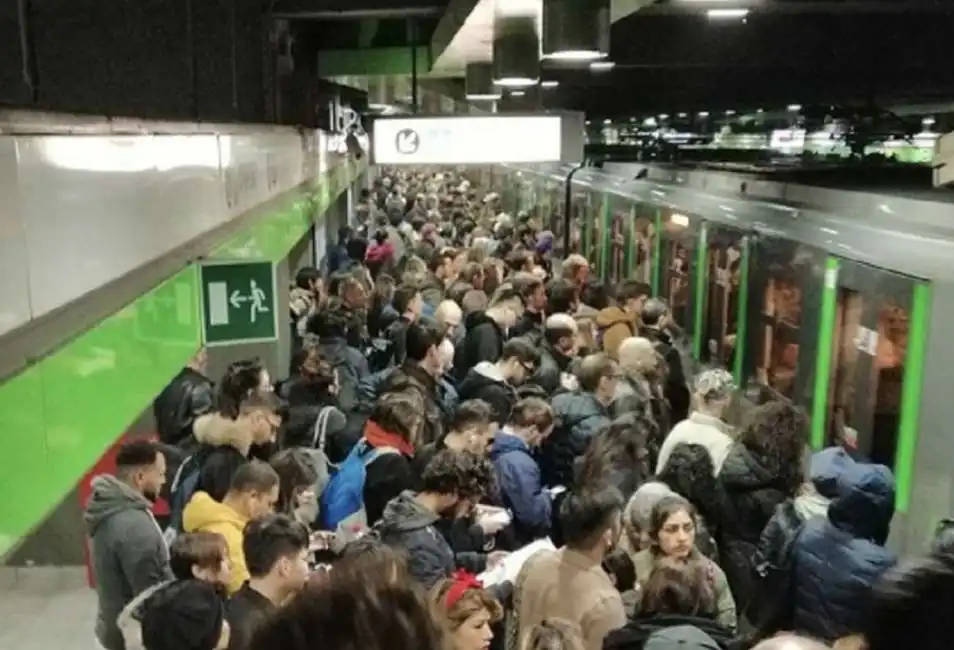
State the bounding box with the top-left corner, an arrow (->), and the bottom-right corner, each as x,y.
431,571 -> 504,650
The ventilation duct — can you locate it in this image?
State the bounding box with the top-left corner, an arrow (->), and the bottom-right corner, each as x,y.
541,0 -> 610,62
492,16 -> 540,88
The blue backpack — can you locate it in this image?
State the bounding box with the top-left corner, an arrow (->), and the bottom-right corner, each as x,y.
320,440 -> 398,541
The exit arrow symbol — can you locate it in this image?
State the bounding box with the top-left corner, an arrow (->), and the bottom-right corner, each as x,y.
230,290 -> 248,309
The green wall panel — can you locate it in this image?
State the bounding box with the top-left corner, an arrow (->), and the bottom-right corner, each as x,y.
0,160 -> 365,558
317,46 -> 433,77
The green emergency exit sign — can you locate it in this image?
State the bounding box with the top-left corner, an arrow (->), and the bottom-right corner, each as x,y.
200,260 -> 279,345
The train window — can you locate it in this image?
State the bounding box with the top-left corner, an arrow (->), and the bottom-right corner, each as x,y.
606,196 -> 630,284
870,299 -> 909,469
634,209 -> 654,285
569,190 -> 587,256
828,290 -> 865,449
754,243 -> 806,399
661,212 -> 694,330
703,229 -> 744,367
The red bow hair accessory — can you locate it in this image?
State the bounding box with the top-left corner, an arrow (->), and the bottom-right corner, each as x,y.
444,570 -> 483,609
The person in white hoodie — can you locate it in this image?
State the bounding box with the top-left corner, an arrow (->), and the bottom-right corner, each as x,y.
655,369 -> 735,475
456,338 -> 541,426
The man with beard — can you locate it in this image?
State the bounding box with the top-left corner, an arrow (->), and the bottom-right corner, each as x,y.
86,441 -> 172,650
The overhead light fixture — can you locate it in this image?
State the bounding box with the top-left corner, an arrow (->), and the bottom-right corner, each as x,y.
511,90 -> 527,97
707,8 -> 749,19
590,60 -> 616,72
698,111 -> 710,117
678,112 -> 688,118
540,80 -> 559,88
787,103 -> 802,112
603,118 -> 612,125
492,16 -> 540,88
465,62 -> 502,101
541,0 -> 611,62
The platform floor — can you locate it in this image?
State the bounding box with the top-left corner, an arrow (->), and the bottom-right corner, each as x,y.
0,567 -> 96,650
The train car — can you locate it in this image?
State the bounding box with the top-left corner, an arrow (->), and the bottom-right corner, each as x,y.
494,161 -> 954,556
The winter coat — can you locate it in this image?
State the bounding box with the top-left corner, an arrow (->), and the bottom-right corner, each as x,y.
603,614 -> 738,650
317,336 -> 370,413
375,361 -> 450,445
278,379 -> 353,464
455,311 -> 507,380
491,431 -> 552,545
383,315 -> 412,367
420,272 -> 447,309
596,307 -> 637,361
358,365 -> 459,423
656,412 -> 734,476
531,343 -> 574,396
152,367 -> 214,447
189,413 -> 255,503
514,547 -> 626,650
632,549 -> 737,631
375,491 -> 486,590
182,491 -> 249,595
362,421 -> 418,527
539,392 -> 612,489
716,443 -> 797,606
458,362 -> 519,425
640,326 -> 690,424
791,460 -> 897,641
511,310 -> 545,342
612,376 -> 671,466
117,580 -> 170,650
85,475 -> 172,650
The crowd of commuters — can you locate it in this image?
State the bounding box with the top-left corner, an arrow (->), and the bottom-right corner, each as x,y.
85,167 -> 954,650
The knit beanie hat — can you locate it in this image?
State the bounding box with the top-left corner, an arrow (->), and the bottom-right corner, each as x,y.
141,580 -> 226,650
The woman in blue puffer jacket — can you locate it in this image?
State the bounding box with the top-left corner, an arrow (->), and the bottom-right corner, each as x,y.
789,457 -> 897,641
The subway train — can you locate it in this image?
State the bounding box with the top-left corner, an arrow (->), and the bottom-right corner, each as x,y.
489,161 -> 954,555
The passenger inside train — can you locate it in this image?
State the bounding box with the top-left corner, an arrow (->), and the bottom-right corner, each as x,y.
83,167 -> 954,650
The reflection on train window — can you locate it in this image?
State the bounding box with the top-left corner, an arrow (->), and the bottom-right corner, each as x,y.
634,215 -> 653,284
662,214 -> 692,329
755,260 -> 803,399
570,192 -> 587,255
871,300 -> 909,469
704,232 -> 743,367
609,209 -> 626,283
828,291 -> 864,450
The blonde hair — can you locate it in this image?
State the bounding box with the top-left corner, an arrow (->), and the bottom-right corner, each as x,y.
430,580 -> 503,631
521,619 -> 585,650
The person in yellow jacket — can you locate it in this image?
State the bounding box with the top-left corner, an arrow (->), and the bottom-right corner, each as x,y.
596,281 -> 650,361
183,461 -> 280,595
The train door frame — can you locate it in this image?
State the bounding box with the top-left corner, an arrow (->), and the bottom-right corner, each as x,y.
696,224 -> 750,375
597,194 -> 612,281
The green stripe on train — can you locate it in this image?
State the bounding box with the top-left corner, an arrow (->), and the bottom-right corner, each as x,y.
0,162 -> 364,558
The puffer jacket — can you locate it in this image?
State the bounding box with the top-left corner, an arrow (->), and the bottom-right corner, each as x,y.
539,392 -> 611,489
190,413 -> 255,503
375,491 -> 486,590
790,460 -> 897,641
716,443 -> 797,606
596,307 -> 636,361
153,367 -> 214,447
457,361 -> 518,425
455,311 -> 507,380
317,337 -> 370,413
531,342 -> 573,396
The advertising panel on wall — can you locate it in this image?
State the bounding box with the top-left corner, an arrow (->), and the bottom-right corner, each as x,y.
371,113 -> 585,165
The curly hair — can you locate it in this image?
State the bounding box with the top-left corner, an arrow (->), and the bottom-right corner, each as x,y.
421,450 -> 494,501
655,443 -> 720,527
737,401 -> 808,492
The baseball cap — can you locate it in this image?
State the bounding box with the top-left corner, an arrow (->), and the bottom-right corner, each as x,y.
644,626 -> 721,650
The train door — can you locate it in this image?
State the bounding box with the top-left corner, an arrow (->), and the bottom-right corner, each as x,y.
601,195 -> 628,283
569,187 -> 588,256
700,226 -> 747,371
658,210 -> 698,335
818,259 -> 915,470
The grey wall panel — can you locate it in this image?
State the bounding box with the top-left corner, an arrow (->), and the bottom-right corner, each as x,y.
0,139 -> 31,337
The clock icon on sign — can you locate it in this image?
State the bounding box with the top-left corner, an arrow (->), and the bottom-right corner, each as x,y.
395,128 -> 420,155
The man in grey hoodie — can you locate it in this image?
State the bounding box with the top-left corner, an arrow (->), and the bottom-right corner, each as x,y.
86,441 -> 172,650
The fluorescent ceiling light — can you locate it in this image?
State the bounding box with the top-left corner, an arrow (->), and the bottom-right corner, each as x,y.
511,90 -> 527,97
542,50 -> 607,61
466,93 -> 503,101
494,77 -> 539,88
590,60 -> 616,71
707,8 -> 749,19
540,80 -> 559,88
787,103 -> 802,111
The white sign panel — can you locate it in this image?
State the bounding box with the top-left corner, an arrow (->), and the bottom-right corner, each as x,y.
373,115 -> 564,165
854,326 -> 878,356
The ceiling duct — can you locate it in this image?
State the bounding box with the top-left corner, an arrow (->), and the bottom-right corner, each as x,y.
466,63 -> 502,101
541,0 -> 611,62
492,16 -> 540,89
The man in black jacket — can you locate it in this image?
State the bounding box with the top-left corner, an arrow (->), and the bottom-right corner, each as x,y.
640,298 -> 691,424
153,349 -> 214,448
531,314 -> 579,395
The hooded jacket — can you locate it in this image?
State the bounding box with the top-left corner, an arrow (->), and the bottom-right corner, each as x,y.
117,580 -> 171,650
458,361 -> 518,425
791,460 -> 897,641
85,475 -> 172,650
455,311 -> 507,380
596,307 -> 637,361
182,491 -> 250,595
491,431 -> 552,545
538,392 -> 612,490
153,368 -> 214,447
375,491 -> 486,590
189,413 -> 255,504
531,342 -> 573,396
